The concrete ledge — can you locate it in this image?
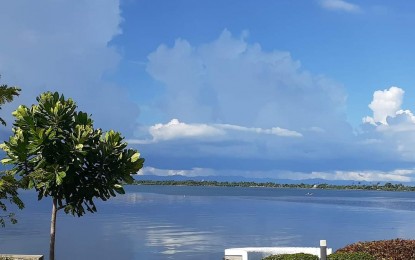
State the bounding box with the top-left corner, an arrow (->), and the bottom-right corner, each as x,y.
0,255 -> 44,260
224,247 -> 332,260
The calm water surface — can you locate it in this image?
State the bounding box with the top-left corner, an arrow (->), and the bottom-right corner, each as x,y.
2,185 -> 415,259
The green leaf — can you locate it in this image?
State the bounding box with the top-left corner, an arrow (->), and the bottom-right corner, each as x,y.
130,152 -> 140,162
56,171 -> 66,185
1,158 -> 13,164
28,179 -> 35,189
123,174 -> 134,184
113,184 -> 125,194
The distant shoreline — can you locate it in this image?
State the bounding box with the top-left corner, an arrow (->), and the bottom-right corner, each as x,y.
132,180 -> 415,192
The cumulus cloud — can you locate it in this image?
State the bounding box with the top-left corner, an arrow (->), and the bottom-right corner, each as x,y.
135,30 -> 415,179
129,118 -> 302,144
146,30 -> 347,135
0,0 -> 138,135
318,0 -> 361,13
363,86 -> 404,125
138,30 -> 362,170
139,166 -> 216,177
147,119 -> 225,143
362,86 -> 415,160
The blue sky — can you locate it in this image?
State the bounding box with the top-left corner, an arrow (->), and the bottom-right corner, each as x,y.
2,0 -> 415,182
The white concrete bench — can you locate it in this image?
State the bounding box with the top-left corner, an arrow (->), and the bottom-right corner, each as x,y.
224,246 -> 332,260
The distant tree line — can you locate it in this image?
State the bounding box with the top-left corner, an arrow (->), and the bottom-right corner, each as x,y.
133,180 -> 415,192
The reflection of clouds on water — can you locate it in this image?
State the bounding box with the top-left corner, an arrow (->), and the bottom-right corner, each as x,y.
117,193 -> 147,204
145,227 -> 218,255
107,212 -> 302,258
109,189 -> 415,256
111,219 -> 225,257
142,224 -> 300,256
116,190 -> 215,206
108,191 -> 304,258
6,187 -> 415,259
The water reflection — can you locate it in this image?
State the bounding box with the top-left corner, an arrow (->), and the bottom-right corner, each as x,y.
146,228 -> 216,254
2,187 -> 415,259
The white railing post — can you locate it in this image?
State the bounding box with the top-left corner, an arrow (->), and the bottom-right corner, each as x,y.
320,240 -> 327,260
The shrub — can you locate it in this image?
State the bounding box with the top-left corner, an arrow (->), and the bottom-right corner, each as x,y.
262,253 -> 319,260
328,252 -> 375,260
336,238 -> 415,260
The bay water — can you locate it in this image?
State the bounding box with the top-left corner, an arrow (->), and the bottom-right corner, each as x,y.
1,185 -> 415,259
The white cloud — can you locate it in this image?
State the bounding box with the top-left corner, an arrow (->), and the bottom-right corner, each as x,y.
0,0 -> 138,135
139,167 -> 215,177
137,30 -> 360,166
146,30 -> 347,135
137,31 -> 415,177
129,118 -> 302,144
149,119 -> 225,142
365,86 -> 404,125
362,116 -> 377,126
362,86 -> 415,160
319,0 -> 361,13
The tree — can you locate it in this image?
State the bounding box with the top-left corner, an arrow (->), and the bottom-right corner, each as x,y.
0,76 -> 22,227
0,76 -> 21,126
0,172 -> 24,227
1,92 -> 144,260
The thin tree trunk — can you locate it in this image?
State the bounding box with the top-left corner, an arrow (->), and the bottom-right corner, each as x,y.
50,198 -> 58,260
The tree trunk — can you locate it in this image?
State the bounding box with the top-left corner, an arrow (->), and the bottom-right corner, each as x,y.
50,198 -> 58,260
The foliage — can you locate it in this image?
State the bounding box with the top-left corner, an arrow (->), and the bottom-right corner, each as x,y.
0,172 -> 24,227
328,252 -> 375,260
262,253 -> 319,260
0,76 -> 21,227
0,76 -> 20,126
1,91 -> 144,260
1,91 -> 144,216
336,238 -> 415,260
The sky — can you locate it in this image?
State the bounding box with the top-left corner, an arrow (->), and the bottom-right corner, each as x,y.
2,0 -> 415,182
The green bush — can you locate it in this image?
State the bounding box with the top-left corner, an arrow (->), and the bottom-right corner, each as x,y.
336,238 -> 415,260
262,253 -> 319,260
328,252 -> 375,260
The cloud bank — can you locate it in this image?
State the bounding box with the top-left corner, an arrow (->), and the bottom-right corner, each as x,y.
134,30 -> 415,183
0,0 -> 138,134
139,166 -> 415,183
146,30 -> 349,138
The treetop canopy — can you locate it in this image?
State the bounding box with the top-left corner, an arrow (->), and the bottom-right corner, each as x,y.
1,91 -> 144,216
